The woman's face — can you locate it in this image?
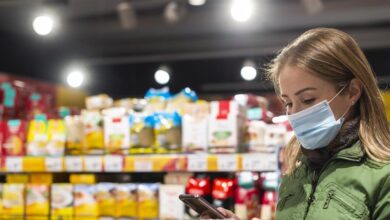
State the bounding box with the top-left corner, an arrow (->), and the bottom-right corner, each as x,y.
278,66 -> 352,119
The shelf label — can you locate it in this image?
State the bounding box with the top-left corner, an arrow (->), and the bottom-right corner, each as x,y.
242,153 -> 277,171
217,155 -> 238,171
134,158 -> 153,172
5,157 -> 23,172
65,156 -> 83,172
104,155 -> 123,172
45,157 -> 63,172
84,156 -> 103,172
187,155 -> 208,171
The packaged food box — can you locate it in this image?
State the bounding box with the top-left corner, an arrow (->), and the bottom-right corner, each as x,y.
182,115 -> 208,153
208,101 -> 247,153
2,184 -> 25,218
102,108 -> 130,154
26,184 -> 49,219
65,115 -> 84,155
51,184 -> 74,220
74,185 -> 99,219
114,184 -> 137,218
81,110 -> 104,154
153,112 -> 181,154
247,120 -> 267,152
46,119 -> 66,156
159,185 -> 185,220
27,116 -> 48,156
144,87 -> 171,114
95,183 -> 116,217
137,183 -> 159,220
2,120 -> 27,156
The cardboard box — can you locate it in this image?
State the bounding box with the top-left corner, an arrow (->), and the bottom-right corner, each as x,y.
208,101 -> 247,153
27,118 -> 48,156
159,185 -> 185,220
46,119 -> 66,156
2,120 -> 27,156
51,184 -> 74,220
103,108 -> 130,154
114,184 -> 137,218
182,115 -> 208,153
82,110 -> 104,154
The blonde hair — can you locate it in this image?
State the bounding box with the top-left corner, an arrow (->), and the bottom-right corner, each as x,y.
266,28 -> 390,175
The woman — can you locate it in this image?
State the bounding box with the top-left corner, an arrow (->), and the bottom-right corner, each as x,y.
213,28 -> 390,219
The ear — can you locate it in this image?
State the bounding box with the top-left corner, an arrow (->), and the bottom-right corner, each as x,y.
347,79 -> 362,105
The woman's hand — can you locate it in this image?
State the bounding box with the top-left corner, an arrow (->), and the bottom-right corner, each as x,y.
199,207 -> 262,220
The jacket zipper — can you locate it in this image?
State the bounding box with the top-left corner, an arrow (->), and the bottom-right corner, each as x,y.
277,194 -> 293,210
302,169 -> 318,220
323,189 -> 363,218
323,190 -> 335,209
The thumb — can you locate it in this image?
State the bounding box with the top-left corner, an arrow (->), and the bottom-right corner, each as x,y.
251,218 -> 262,220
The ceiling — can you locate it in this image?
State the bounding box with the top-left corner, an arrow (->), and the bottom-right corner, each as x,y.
0,0 -> 389,98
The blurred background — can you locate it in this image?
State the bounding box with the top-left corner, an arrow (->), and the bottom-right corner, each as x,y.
0,0 -> 389,98
0,1 -> 390,220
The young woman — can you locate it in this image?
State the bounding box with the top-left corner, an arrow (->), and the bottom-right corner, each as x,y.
212,28 -> 390,219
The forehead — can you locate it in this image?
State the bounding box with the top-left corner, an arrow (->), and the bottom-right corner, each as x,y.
278,66 -> 332,95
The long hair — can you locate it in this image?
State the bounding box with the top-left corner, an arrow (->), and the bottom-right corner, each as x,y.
266,28 -> 390,175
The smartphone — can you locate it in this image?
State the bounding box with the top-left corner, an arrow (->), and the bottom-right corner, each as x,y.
179,194 -> 227,219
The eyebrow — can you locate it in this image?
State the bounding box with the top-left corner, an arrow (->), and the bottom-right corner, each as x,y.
280,87 -> 317,97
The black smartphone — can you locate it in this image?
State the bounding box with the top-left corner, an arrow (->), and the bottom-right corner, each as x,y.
179,194 -> 227,219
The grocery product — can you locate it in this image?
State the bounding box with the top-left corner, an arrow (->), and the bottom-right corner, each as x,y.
182,101 -> 209,153
246,120 -> 267,152
208,101 -> 247,153
95,183 -> 116,217
2,184 -> 25,218
166,87 -> 198,114
113,183 -> 137,218
81,110 -> 104,154
50,184 -> 74,220
129,113 -> 155,154
153,112 -> 182,153
26,184 -> 50,219
65,115 -> 84,155
74,184 -> 99,219
27,115 -> 48,156
137,183 -> 159,220
0,184 -> 3,217
212,178 -> 236,212
102,108 -> 130,154
46,119 -> 66,156
86,94 -> 113,110
159,185 -> 185,220
185,176 -> 212,218
235,172 -> 260,220
1,119 -> 27,156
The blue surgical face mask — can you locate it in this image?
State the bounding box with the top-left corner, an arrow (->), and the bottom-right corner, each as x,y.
287,85 -> 350,150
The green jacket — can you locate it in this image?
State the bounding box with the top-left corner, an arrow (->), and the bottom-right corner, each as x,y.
275,141 -> 390,220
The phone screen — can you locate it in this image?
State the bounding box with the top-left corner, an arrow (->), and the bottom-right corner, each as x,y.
179,194 -> 227,219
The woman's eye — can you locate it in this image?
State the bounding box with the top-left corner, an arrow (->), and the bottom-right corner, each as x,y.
303,98 -> 315,105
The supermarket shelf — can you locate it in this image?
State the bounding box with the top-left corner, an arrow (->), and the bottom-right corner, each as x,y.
0,153 -> 277,173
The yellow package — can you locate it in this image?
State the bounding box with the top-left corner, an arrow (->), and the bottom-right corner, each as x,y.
153,112 -> 182,154
70,174 -> 96,185
114,184 -> 137,218
30,174 -> 53,184
27,118 -> 48,156
81,110 -> 104,154
47,119 -> 66,156
129,112 -> 154,154
74,185 -> 99,219
0,184 -> 3,217
51,184 -> 74,220
6,174 -> 29,183
26,184 -> 49,219
65,116 -> 84,155
138,183 -> 159,220
95,183 -> 116,217
2,184 -> 25,218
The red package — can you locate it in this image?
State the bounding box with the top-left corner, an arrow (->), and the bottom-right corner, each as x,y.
1,120 -> 27,156
260,191 -> 277,220
212,178 -> 236,211
26,92 -> 51,120
185,177 -> 211,196
235,172 -> 260,219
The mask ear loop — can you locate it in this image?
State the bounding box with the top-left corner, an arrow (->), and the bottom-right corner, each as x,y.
329,84 -> 348,104
329,84 -> 352,121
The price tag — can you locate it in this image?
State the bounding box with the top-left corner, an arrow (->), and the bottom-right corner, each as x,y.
134,158 -> 153,172
84,156 -> 103,172
5,157 -> 23,172
45,157 -> 63,172
104,155 -> 123,172
187,154 -> 207,171
242,153 -> 277,171
65,156 -> 83,172
217,155 -> 238,171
